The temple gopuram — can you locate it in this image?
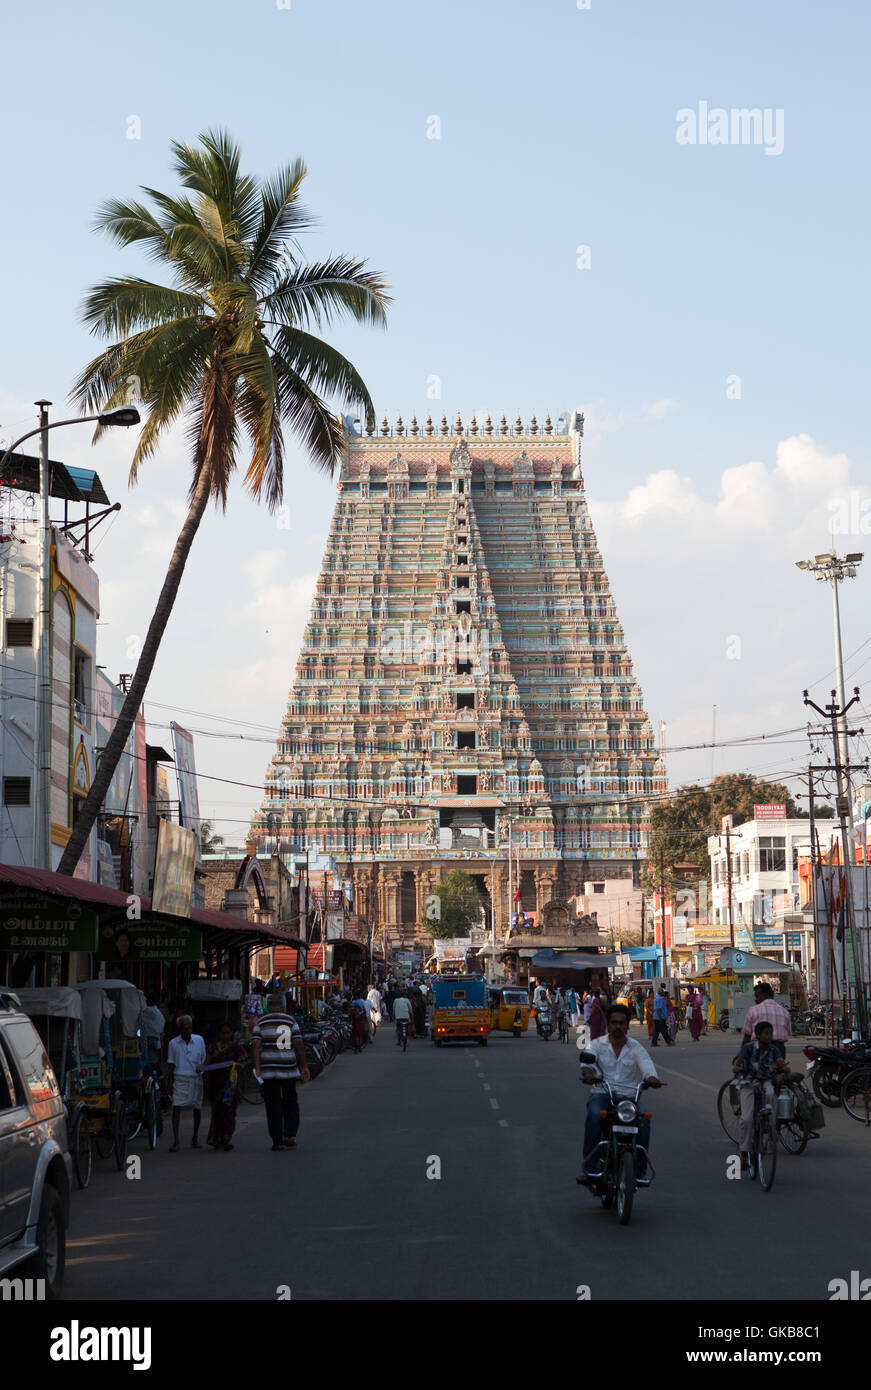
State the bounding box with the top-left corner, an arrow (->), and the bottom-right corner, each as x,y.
252,411 -> 666,951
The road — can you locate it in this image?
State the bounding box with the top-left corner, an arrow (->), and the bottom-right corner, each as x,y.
63,1021 -> 871,1301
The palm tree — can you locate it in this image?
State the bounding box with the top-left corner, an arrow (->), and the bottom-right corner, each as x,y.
58,129 -> 389,876
198,821 -> 225,855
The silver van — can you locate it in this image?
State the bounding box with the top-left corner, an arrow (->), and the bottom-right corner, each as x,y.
0,990 -> 72,1300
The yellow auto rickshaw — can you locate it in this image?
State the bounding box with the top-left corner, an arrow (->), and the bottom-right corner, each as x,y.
489,985 -> 531,1037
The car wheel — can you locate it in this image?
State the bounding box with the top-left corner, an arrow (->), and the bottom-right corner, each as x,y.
25,1184 -> 65,1300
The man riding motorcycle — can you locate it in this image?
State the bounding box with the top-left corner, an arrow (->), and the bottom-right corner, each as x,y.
577,1002 -> 661,1184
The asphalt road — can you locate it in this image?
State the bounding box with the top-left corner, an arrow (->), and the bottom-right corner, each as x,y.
63,1021 -> 871,1301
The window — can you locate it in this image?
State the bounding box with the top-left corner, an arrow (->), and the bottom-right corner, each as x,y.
456,660 -> 472,675
455,600 -> 471,615
457,731 -> 476,750
456,693 -> 475,710
456,576 -> 470,589
74,648 -> 90,726
6,619 -> 33,647
3,777 -> 30,806
592,882 -> 605,894
758,837 -> 786,873
457,775 -> 477,795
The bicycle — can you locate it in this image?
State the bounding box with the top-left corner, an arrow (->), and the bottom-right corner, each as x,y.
736,1077 -> 777,1189
558,1012 -> 569,1043
717,1073 -> 813,1155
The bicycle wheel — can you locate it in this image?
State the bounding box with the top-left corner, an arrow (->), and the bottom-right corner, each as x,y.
112,1093 -> 128,1171
841,1067 -> 871,1124
70,1106 -> 93,1189
757,1111 -> 777,1191
778,1117 -> 809,1154
717,1080 -> 741,1144
616,1150 -> 635,1225
144,1081 -> 159,1150
239,1062 -> 265,1104
93,1106 -> 114,1160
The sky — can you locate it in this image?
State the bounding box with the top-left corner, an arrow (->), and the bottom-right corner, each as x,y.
1,0 -> 870,841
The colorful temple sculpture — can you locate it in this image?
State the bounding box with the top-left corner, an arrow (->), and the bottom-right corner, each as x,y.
252,412 -> 666,950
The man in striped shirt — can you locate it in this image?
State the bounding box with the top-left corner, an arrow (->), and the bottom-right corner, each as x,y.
742,982 -> 791,1059
252,994 -> 310,1150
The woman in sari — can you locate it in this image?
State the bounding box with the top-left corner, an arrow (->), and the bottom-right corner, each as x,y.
644,990 -> 655,1039
205,1023 -> 247,1151
665,993 -> 677,1043
688,988 -> 704,1041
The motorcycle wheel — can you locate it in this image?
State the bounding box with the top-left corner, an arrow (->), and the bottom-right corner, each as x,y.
719,1015 -> 729,1032
812,1065 -> 843,1108
717,1080 -> 742,1144
809,1018 -> 825,1037
616,1150 -> 635,1225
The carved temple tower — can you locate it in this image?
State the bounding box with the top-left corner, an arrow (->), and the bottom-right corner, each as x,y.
251,411 -> 666,949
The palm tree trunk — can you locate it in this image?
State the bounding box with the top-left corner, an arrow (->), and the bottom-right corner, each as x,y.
57,463 -> 214,879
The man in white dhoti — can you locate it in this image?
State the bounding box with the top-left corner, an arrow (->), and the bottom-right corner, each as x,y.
167,1014 -> 206,1151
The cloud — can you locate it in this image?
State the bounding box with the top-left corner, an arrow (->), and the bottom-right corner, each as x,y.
582,396 -> 680,440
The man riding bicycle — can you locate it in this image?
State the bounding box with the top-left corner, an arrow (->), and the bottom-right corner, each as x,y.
392,991 -> 414,1045
732,1020 -> 787,1172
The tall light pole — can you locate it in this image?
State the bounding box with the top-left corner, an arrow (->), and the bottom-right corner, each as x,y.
1,403 -> 140,869
796,550 -> 866,1035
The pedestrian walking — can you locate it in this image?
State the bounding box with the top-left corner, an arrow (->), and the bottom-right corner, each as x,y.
367,983 -> 383,1037
204,1023 -> 247,1150
167,1014 -> 206,1151
412,988 -> 426,1039
651,986 -> 673,1047
686,988 -> 704,1042
588,989 -> 607,1040
644,989 -> 655,1038
350,1003 -> 368,1053
251,993 -> 311,1150
665,992 -> 678,1043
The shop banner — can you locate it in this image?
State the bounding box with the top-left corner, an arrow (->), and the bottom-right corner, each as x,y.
96,921 -> 202,963
152,819 -> 197,916
0,889 -> 98,952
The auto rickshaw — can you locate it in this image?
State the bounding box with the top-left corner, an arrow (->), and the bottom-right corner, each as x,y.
489,984 -> 531,1037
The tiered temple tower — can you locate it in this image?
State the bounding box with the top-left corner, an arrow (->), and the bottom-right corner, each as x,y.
252,411 -> 666,948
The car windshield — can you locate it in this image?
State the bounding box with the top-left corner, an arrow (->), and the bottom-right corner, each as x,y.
502,992 -> 527,1005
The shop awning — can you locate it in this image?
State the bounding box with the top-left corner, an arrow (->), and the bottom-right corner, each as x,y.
531,948 -> 619,971
0,861 -> 303,950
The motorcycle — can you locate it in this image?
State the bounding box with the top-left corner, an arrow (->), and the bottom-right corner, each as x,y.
803,1041 -> 871,1107
538,1003 -> 553,1041
578,1050 -> 663,1226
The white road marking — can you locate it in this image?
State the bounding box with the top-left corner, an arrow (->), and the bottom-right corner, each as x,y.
489,1097 -> 500,1110
652,1062 -> 718,1093
498,1119 -> 509,1128
482,1082 -> 491,1091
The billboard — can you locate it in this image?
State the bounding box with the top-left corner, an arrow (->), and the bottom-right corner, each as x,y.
151,819 -> 197,916
96,920 -> 202,963
171,723 -> 201,847
755,804 -> 786,820
0,889 -> 98,952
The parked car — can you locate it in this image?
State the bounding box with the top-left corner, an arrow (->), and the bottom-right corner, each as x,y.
0,989 -> 72,1299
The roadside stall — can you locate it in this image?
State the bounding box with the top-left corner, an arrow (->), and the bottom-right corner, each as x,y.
691,948 -> 806,1032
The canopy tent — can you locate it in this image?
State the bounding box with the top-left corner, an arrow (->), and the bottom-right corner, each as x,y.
74,979 -> 143,1049
12,987 -> 83,1020
185,979 -> 243,1001
715,948 -> 801,976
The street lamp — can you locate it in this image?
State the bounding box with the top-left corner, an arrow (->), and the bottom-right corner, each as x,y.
796,549 -> 865,1035
0,401 -> 141,869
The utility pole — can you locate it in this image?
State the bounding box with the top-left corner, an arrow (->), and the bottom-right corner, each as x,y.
725,819 -> 735,949
640,891 -> 645,948
804,690 -> 869,1038
658,847 -> 666,973
36,400 -> 52,870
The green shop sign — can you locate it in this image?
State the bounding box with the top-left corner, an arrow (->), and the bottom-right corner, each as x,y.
0,890 -> 99,953
96,922 -> 202,963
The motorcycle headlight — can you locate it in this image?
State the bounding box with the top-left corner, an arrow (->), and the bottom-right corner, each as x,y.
616,1100 -> 638,1123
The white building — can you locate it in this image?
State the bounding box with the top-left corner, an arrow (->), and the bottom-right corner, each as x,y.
0,453 -> 144,884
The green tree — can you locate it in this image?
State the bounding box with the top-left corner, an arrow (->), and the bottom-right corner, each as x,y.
643,773 -> 806,894
58,129 -> 389,876
430,870 -> 484,939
